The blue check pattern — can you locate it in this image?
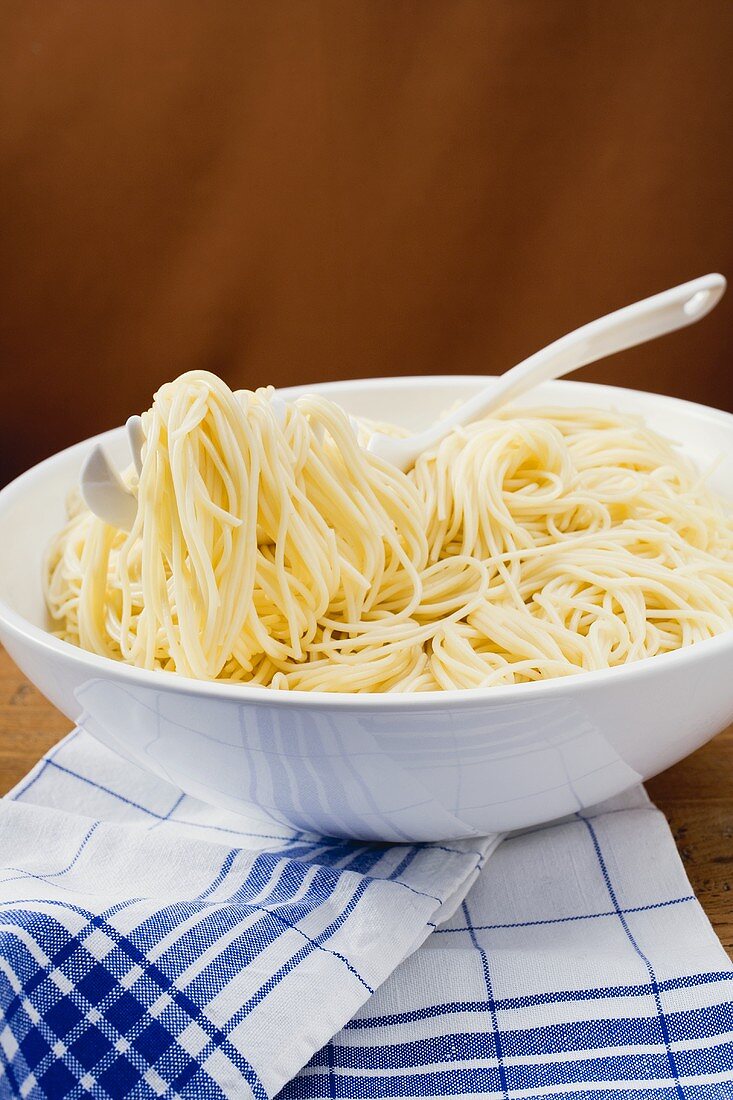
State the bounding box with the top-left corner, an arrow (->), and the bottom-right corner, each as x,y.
1,729 -> 731,1099
0,731 -> 492,1098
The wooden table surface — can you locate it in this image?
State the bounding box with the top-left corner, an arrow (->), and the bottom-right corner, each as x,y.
1,643 -> 731,954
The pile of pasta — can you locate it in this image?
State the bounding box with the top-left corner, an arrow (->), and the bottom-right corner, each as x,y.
45,371 -> 733,691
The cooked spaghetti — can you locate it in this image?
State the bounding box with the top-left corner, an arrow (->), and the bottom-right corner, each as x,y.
44,371 -> 733,691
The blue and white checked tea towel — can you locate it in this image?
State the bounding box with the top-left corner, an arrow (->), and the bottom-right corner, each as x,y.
1,728 -> 731,1099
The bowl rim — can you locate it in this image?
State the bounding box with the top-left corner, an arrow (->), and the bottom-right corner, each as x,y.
2,373 -> 733,710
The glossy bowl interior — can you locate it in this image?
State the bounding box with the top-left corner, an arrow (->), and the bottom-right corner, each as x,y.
1,375 -> 732,840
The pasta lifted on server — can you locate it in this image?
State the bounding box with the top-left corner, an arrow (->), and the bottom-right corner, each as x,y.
45,371 -> 733,692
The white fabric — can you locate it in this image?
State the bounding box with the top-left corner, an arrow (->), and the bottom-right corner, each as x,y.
0,728 -> 731,1099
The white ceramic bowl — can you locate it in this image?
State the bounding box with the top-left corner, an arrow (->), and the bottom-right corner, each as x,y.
1,376 -> 733,841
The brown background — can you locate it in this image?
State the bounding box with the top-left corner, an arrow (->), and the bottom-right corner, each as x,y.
1,0 -> 733,486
